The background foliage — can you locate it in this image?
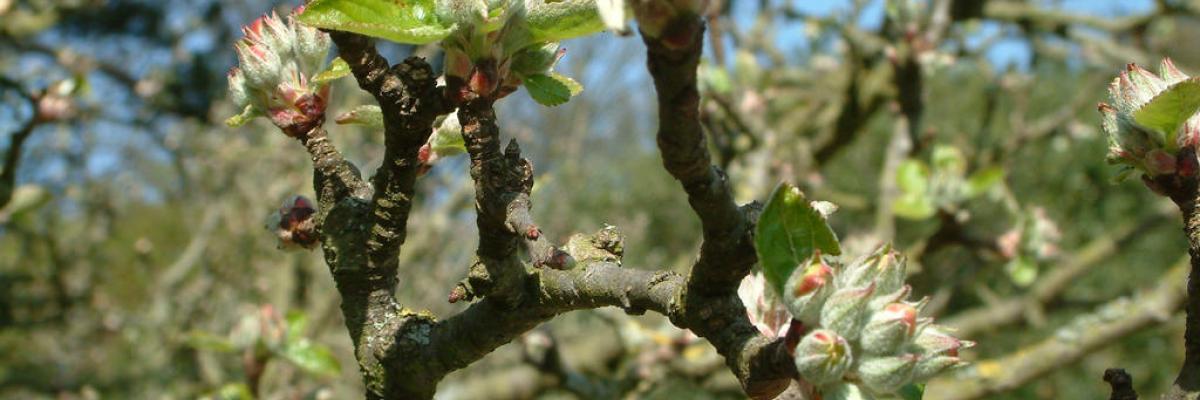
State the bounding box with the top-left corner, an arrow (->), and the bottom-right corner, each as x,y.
0,0 -> 1196,398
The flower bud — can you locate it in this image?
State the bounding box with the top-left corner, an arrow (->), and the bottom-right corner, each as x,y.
912,354 -> 965,381
819,283 -> 874,340
839,245 -> 906,294
793,330 -> 852,386
1100,59 -> 1200,179
236,39 -> 283,88
228,68 -> 249,108
912,325 -> 973,357
861,302 -> 918,356
265,195 -> 319,251
783,254 -> 835,325
228,9 -> 333,136
289,6 -> 331,73
858,354 -> 918,393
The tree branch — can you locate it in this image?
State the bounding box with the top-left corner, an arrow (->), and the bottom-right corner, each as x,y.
0,76 -> 39,210
944,213 -> 1167,337
926,258 -> 1187,400
642,16 -> 756,296
1164,177 -> 1200,400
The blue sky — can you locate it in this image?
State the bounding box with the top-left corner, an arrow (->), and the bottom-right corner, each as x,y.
730,0 -> 1158,69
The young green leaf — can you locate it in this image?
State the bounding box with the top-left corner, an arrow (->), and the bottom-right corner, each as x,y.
524,73 -> 582,106
335,105 -> 384,128
524,0 -> 608,42
225,105 -> 259,128
893,192 -> 937,220
1132,78 -> 1200,150
755,182 -> 842,295
280,339 -> 341,377
312,57 -> 351,84
299,0 -> 454,45
964,166 -> 1005,198
899,383 -> 926,400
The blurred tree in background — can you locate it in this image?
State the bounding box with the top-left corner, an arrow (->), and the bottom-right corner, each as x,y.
3,0 -> 1200,399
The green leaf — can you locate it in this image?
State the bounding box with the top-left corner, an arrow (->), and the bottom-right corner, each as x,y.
964,166 -> 1005,198
285,310 -> 308,341
185,331 -> 237,353
899,383 -> 925,400
896,160 -> 930,194
524,73 -> 582,107
1005,257 -> 1038,287
212,383 -> 254,400
312,57 -> 351,84
754,182 -> 842,295
334,105 -> 384,128
1133,78 -> 1200,150
931,145 -> 966,177
225,105 -> 258,127
893,192 -> 937,220
280,339 -> 341,378
299,0 -> 453,45
524,0 -> 607,42
0,185 -> 50,218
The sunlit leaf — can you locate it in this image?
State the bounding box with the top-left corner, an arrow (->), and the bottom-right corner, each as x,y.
335,105 -> 383,128
931,145 -> 966,177
299,0 -> 453,45
1133,78 -> 1200,150
964,166 -> 1005,198
1005,256 -> 1038,287
280,339 -> 341,377
524,73 -> 582,107
312,57 -> 351,84
755,182 -> 842,295
225,105 -> 258,127
893,192 -> 937,220
525,0 -> 607,42
896,160 -> 930,194
212,383 -> 254,400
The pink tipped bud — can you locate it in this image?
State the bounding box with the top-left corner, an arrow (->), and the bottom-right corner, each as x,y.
913,325 -> 972,357
784,254 -> 835,325
861,303 -> 918,356
793,329 -> 853,386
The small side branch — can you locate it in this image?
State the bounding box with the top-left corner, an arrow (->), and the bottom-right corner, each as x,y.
458,99 -> 534,303
1104,368 -> 1138,400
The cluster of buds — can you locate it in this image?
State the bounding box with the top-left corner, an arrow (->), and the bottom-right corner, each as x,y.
264,195 -> 319,251
227,6 -> 332,137
1100,59 -> 1200,183
440,11 -> 571,104
783,245 -> 973,397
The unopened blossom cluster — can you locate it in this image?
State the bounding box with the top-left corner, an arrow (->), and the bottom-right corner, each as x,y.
227,6 -> 332,137
783,246 -> 972,398
1100,59 -> 1200,179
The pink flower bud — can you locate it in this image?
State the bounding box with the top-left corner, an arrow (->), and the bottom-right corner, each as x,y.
861,303 -> 918,355
784,254 -> 835,325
